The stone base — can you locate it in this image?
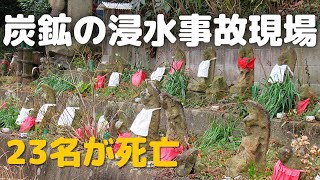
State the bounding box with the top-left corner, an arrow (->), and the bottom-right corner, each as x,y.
187,78 -> 207,93
230,85 -> 252,99
205,89 -> 227,101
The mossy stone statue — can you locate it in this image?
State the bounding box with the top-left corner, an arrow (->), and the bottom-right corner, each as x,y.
230,44 -> 255,98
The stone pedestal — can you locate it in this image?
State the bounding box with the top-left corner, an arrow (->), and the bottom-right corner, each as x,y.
205,76 -> 228,101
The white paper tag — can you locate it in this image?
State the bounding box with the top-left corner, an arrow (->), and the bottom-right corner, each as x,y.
36,104 -> 56,122
16,108 -> 34,125
108,72 -> 121,87
130,108 -> 161,136
97,115 -> 109,132
197,60 -> 211,78
268,64 -> 293,83
151,67 -> 166,81
57,107 -> 80,126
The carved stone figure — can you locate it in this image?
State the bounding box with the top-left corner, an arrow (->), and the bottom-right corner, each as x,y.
230,44 -> 255,98
41,84 -> 56,104
226,100 -> 270,177
1,53 -> 12,76
205,76 -> 228,100
278,46 -> 297,72
37,84 -> 57,136
160,93 -> 188,148
188,47 -> 217,93
140,80 -> 161,144
176,148 -> 198,177
67,94 -> 81,128
23,96 -> 36,117
299,84 -> 315,100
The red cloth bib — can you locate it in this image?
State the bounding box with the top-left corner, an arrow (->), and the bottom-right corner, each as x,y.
238,57 -> 256,70
272,160 -> 301,180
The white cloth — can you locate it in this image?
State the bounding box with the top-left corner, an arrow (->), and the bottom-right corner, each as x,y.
108,72 -> 121,87
97,115 -> 109,132
16,108 -> 34,125
197,60 -> 212,78
268,64 -> 293,83
57,107 -> 80,126
130,108 -> 161,136
36,104 -> 56,122
150,67 -> 166,81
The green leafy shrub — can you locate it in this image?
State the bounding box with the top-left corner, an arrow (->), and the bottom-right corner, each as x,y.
0,102 -> 20,130
17,0 -> 50,19
256,72 -> 299,118
76,81 -> 91,94
161,71 -> 188,100
195,117 -> 242,151
36,73 -> 76,94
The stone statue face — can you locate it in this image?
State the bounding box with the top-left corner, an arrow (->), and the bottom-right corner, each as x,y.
66,95 -> 80,107
23,96 -> 34,108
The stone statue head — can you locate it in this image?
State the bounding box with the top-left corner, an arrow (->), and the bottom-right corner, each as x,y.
203,47 -> 216,60
174,48 -> 186,60
239,44 -> 254,59
41,84 -> 56,104
278,46 -> 297,72
66,94 -> 80,107
23,96 -> 34,108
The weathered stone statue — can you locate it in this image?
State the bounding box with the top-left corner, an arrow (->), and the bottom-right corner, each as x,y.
230,44 -> 255,98
67,94 -> 81,127
205,76 -> 228,101
176,148 -> 198,177
48,0 -> 65,17
226,100 -> 270,177
188,47 -> 217,93
277,142 -> 307,179
140,80 -> 161,145
37,84 -> 57,136
278,46 -> 297,72
160,92 -> 188,147
1,53 -> 12,76
24,96 -> 36,117
299,84 -> 315,101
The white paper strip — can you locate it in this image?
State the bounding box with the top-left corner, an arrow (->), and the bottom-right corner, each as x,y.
16,108 -> 34,125
108,72 -> 121,87
268,64 -> 293,83
197,60 -> 211,78
57,107 -> 80,126
130,108 -> 161,136
151,67 -> 166,81
36,104 -> 56,122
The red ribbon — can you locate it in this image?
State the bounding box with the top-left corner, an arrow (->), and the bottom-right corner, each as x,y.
237,57 -> 256,70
